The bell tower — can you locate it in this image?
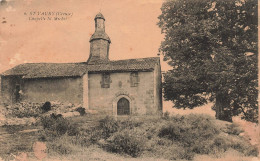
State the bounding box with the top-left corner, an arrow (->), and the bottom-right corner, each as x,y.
87,13 -> 111,64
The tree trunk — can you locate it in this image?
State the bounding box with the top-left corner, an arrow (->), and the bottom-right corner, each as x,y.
215,93 -> 232,122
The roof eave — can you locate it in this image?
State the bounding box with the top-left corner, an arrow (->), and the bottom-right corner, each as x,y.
88,68 -> 154,74
22,75 -> 84,79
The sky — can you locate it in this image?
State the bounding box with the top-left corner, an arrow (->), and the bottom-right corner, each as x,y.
0,0 -> 168,73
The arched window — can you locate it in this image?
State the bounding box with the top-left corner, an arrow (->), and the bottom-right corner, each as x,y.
117,97 -> 130,115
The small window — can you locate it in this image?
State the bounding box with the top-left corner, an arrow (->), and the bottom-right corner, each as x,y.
130,72 -> 139,87
101,73 -> 111,88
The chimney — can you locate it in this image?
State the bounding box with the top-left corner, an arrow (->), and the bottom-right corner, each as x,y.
87,13 -> 111,64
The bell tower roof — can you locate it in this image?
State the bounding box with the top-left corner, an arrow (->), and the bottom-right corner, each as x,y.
89,12 -> 111,43
95,12 -> 105,20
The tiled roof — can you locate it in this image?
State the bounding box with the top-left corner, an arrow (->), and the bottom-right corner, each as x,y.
1,57 -> 160,79
88,57 -> 159,72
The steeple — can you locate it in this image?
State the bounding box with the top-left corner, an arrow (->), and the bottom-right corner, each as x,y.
87,13 -> 111,64
94,13 -> 105,32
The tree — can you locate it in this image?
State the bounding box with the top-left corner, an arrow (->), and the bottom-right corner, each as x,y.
158,0 -> 258,122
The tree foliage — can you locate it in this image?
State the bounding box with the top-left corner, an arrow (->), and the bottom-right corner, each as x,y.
158,0 -> 258,122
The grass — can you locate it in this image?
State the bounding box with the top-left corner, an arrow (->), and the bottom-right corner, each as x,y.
0,113 -> 258,160
36,114 -> 258,160
0,125 -> 40,160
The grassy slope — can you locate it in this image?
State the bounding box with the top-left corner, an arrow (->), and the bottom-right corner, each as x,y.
43,114 -> 258,160
0,114 -> 259,161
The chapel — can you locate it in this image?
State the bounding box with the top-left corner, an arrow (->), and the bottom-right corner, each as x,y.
0,13 -> 162,116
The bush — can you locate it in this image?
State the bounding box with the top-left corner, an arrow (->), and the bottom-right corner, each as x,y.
47,141 -> 72,155
67,123 -> 80,136
40,115 -> 79,137
50,113 -> 63,119
211,135 -> 259,157
162,111 -> 170,120
225,123 -> 244,135
85,116 -> 119,144
119,118 -> 143,130
107,130 -> 147,157
72,132 -> 92,147
157,114 -> 258,158
75,107 -> 85,116
97,116 -> 119,139
41,101 -> 51,113
87,116 -> 144,144
3,125 -> 26,134
158,114 -> 219,147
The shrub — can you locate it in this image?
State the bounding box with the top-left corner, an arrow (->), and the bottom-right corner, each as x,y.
40,115 -> 79,137
211,135 -> 259,157
3,125 -> 26,134
41,101 -> 51,113
107,130 -> 147,157
50,113 -> 63,119
40,116 -> 56,129
88,129 -> 105,144
88,116 -> 144,144
159,114 -> 219,147
157,114 -> 258,158
67,123 -> 80,136
75,107 -> 85,116
157,114 -> 232,157
47,142 -> 72,155
98,116 -> 119,139
86,116 -> 119,144
72,133 -> 92,147
225,123 -> 244,135
79,116 -> 144,147
119,118 -> 143,130
162,111 -> 170,120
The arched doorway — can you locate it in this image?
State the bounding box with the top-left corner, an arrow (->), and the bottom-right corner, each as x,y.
117,97 -> 130,115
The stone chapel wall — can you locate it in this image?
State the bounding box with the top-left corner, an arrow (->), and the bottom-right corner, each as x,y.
88,71 -> 158,115
21,77 -> 83,104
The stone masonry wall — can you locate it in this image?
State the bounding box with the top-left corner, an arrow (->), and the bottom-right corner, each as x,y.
89,39 -> 110,61
154,63 -> 163,114
88,71 -> 158,115
21,77 -> 83,104
1,76 -> 21,104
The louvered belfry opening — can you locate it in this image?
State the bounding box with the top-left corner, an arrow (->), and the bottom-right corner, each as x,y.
117,97 -> 130,115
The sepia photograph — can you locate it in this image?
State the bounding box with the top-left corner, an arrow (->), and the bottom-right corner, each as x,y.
0,0 -> 259,160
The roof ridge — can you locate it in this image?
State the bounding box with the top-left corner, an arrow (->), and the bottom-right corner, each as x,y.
16,57 -> 159,65
19,62 -> 84,65
110,57 -> 159,62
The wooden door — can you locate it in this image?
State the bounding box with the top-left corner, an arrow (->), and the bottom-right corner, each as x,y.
117,98 -> 130,115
